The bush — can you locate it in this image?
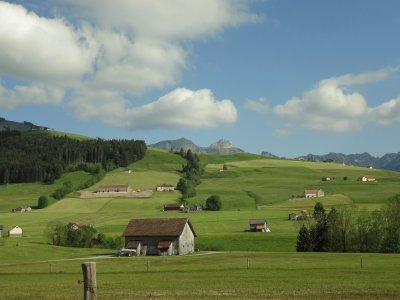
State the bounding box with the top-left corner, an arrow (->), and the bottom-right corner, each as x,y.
37,195 -> 49,209
205,195 -> 222,211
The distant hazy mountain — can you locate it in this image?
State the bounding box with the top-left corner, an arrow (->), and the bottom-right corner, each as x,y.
297,152 -> 400,171
261,151 -> 278,158
150,138 -> 245,155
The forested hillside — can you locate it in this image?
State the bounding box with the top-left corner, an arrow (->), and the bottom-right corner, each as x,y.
0,131 -> 146,184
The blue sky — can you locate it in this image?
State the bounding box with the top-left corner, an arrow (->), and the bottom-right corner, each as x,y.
1,0 -> 399,157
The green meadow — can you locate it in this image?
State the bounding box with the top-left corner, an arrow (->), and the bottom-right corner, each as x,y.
1,148 -> 400,299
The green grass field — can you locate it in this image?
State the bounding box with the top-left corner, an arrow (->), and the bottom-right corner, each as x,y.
0,149 -> 399,299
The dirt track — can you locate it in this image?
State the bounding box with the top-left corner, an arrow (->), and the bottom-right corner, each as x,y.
79,190 -> 154,199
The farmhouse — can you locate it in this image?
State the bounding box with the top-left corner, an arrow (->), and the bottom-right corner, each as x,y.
249,219 -> 269,232
164,203 -> 185,211
357,176 -> 376,182
8,226 -> 22,237
11,206 -> 31,213
156,184 -> 175,192
304,189 -> 324,198
95,184 -> 130,193
122,218 -> 197,256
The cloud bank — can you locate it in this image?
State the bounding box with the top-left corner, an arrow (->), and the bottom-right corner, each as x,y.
274,68 -> 400,133
0,0 -> 257,129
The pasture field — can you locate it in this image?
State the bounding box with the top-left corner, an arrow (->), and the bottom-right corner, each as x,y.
0,251 -> 399,299
1,149 -> 400,299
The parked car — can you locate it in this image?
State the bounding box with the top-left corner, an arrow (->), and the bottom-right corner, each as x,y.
116,248 -> 137,257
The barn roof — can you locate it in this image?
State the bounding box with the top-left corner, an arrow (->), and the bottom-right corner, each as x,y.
304,189 -> 321,194
249,219 -> 267,225
122,218 -> 197,237
96,184 -> 129,190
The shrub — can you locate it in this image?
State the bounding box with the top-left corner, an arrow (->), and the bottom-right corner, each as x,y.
37,195 -> 49,209
205,195 -> 222,211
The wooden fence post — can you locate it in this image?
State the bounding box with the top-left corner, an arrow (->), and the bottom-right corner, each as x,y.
49,263 -> 52,274
81,262 -> 97,300
361,257 -> 363,269
247,258 -> 250,269
147,260 -> 150,272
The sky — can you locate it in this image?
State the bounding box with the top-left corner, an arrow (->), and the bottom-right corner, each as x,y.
1,0 -> 400,157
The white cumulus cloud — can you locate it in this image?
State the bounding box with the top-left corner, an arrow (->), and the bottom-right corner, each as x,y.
0,0 -> 257,129
0,1 -> 93,81
274,68 -> 400,133
71,88 -> 237,129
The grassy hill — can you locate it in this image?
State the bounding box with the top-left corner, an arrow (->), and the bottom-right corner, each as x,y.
0,148 -> 400,298
22,129 -> 91,140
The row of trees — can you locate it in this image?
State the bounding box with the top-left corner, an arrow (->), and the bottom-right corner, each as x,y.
175,149 -> 223,210
0,131 -> 146,184
45,221 -> 122,249
296,194 -> 400,253
176,149 -> 203,200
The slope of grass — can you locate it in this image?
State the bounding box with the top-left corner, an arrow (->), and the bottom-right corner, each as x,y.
0,252 -> 399,299
0,171 -> 92,212
1,149 -> 400,298
22,129 -> 91,140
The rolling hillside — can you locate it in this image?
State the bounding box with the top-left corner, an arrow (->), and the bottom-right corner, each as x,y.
1,148 -> 399,252
1,148 -> 400,298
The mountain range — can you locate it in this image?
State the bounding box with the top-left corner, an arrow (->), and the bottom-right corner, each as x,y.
149,138 -> 245,155
297,152 -> 400,172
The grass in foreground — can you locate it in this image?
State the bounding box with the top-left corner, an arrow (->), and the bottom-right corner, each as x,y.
0,252 -> 398,299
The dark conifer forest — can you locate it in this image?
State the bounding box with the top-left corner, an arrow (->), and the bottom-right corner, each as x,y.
0,131 -> 146,184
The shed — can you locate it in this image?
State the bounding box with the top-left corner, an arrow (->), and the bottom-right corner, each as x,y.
8,226 -> 22,237
304,189 -> 324,198
122,218 -> 197,256
249,219 -> 268,232
358,176 -> 376,182
164,204 -> 185,211
95,184 -> 130,193
156,184 -> 175,192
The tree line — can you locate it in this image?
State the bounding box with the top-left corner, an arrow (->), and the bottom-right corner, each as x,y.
0,130 -> 146,184
296,194 -> 400,253
176,149 -> 203,201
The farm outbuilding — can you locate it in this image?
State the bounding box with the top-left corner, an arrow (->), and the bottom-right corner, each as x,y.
95,184 -> 130,193
358,176 -> 376,182
122,218 -> 197,256
164,204 -> 185,211
156,184 -> 175,192
249,219 -> 269,232
304,189 -> 324,198
8,226 -> 22,237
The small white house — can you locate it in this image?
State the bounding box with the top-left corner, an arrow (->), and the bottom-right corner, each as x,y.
8,226 -> 23,237
304,189 -> 324,198
358,176 -> 376,182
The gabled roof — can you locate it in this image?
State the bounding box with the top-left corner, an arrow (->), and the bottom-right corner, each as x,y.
249,219 -> 267,225
123,218 -> 197,237
96,184 -> 129,190
304,189 -> 321,194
